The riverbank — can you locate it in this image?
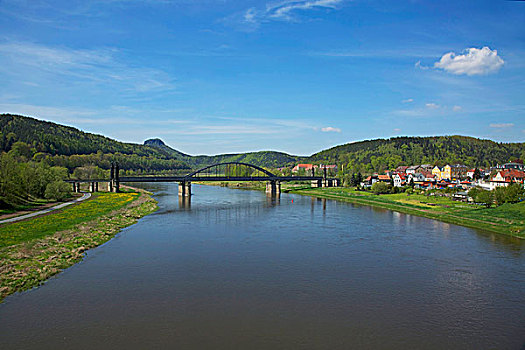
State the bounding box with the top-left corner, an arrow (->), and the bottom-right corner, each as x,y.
291,188 -> 525,239
0,193 -> 82,219
0,193 -> 91,225
0,187 -> 157,302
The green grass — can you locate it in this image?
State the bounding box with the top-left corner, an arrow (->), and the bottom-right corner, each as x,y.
0,190 -> 157,302
0,192 -> 139,248
291,188 -> 525,238
0,198 -> 63,215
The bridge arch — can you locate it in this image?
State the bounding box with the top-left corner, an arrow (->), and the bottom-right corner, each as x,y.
184,162 -> 277,179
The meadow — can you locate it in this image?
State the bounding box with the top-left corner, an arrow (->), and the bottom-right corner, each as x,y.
0,190 -> 157,302
291,187 -> 525,239
0,192 -> 138,248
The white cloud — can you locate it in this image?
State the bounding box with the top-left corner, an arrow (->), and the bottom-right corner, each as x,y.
425,103 -> 439,109
490,123 -> 514,128
415,60 -> 429,70
243,8 -> 257,23
402,98 -> 413,103
452,105 -> 462,112
434,47 -> 504,76
268,0 -> 343,20
321,126 -> 341,132
0,41 -> 175,93
393,128 -> 401,132
230,0 -> 345,28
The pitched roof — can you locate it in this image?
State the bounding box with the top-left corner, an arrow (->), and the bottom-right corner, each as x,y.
500,169 -> 525,179
295,164 -> 314,169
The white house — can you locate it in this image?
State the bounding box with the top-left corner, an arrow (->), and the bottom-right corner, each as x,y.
393,174 -> 406,187
406,165 -> 419,174
408,172 -> 426,183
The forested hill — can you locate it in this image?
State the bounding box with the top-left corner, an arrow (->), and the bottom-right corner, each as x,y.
191,151 -> 300,168
307,136 -> 525,174
0,114 -> 190,173
0,114 -> 299,171
143,137 -> 300,168
3,114 -> 524,174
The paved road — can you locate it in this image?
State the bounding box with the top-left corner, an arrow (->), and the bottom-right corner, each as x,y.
0,193 -> 92,225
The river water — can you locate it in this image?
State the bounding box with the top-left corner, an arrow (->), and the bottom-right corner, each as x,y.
1,184 -> 524,349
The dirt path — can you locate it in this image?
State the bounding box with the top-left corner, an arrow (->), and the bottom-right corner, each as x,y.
0,193 -> 91,225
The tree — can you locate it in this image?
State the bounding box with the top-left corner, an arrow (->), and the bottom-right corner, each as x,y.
468,187 -> 480,201
493,187 -> 507,206
371,182 -> 389,194
473,168 -> 481,180
72,165 -> 107,180
475,190 -> 494,208
350,174 -> 356,187
501,183 -> 525,204
45,181 -> 71,201
356,172 -> 363,185
9,141 -> 33,160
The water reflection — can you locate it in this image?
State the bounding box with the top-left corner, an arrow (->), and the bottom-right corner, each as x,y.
1,183 -> 522,349
265,193 -> 280,207
178,195 -> 191,210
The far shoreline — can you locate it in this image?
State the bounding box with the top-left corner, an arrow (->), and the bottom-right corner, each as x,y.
290,187 -> 525,240
198,181 -> 524,239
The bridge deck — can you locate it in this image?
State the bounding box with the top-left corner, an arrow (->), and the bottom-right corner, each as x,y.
66,176 -> 327,183
119,176 -> 325,182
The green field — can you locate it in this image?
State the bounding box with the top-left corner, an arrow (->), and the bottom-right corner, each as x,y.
0,192 -> 139,248
0,191 -> 158,302
291,187 -> 525,239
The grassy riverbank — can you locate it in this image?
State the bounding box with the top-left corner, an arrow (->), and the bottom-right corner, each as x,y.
291,188 -> 525,239
0,189 -> 157,302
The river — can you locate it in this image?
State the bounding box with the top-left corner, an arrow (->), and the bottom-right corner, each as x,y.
0,184 -> 524,349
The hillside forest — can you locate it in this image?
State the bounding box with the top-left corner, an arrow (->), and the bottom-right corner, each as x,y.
1,114 -> 524,209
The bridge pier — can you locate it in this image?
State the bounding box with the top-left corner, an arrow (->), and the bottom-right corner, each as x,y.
311,179 -> 322,188
110,179 -> 120,193
89,182 -> 99,192
110,163 -> 120,192
178,181 -> 191,197
266,180 -> 281,196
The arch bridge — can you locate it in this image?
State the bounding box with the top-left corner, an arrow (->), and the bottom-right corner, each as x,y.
68,162 -> 339,196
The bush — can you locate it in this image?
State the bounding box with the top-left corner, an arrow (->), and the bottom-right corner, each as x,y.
45,181 -> 71,201
502,183 -> 525,203
475,189 -> 494,208
371,181 -> 390,195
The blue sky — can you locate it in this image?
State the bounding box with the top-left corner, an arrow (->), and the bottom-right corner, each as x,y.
0,0 -> 524,155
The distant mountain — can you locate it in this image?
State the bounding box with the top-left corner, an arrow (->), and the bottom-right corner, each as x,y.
306,136 -> 525,174
191,151 -> 301,168
144,136 -> 301,168
2,114 -> 523,174
144,138 -> 166,147
144,138 -> 191,160
0,114 -> 299,171
0,114 -> 191,173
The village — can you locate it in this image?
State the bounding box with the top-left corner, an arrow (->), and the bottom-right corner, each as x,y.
290,161 -> 525,194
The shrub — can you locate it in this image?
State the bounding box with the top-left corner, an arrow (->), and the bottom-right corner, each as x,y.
475,189 -> 494,208
371,181 -> 390,195
45,181 -> 71,201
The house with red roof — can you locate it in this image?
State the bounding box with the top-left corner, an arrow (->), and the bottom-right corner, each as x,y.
490,169 -> 525,188
393,173 -> 406,187
292,164 -> 315,173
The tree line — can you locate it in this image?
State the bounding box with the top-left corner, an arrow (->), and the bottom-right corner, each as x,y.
308,136 -> 525,175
